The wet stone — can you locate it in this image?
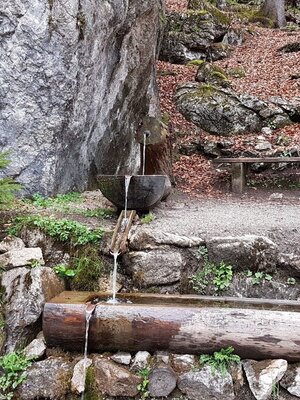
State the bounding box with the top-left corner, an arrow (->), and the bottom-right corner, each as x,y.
71,358 -> 92,394
93,357 -> 141,397
17,358 -> 73,400
172,354 -> 196,373
178,365 -> 235,400
242,359 -> 288,400
149,365 -> 177,397
23,338 -> 46,360
111,352 -> 132,365
131,351 -> 151,371
280,363 -> 300,397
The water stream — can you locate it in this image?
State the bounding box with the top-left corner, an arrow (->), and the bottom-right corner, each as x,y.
107,251 -> 120,304
142,131 -> 150,176
81,302 -> 97,400
122,174 -> 132,232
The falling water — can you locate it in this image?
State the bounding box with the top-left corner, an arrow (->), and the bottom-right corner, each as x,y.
142,132 -> 147,176
81,303 -> 96,400
107,251 -> 120,304
122,175 -> 132,231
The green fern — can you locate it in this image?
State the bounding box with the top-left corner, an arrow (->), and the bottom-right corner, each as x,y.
0,153 -> 21,208
200,346 -> 240,376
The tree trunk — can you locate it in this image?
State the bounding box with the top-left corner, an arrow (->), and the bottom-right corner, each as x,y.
261,0 -> 286,27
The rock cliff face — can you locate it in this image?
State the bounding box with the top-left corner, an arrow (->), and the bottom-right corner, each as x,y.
0,0 -> 163,195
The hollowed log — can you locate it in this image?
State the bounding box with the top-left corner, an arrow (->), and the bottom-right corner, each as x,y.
43,292 -> 300,361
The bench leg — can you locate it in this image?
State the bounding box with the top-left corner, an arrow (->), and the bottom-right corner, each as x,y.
231,163 -> 245,194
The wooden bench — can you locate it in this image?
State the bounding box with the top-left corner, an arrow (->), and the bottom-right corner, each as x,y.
212,157 -> 300,194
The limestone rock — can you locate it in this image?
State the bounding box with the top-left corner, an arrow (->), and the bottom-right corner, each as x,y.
0,247 -> 44,269
175,82 -> 296,136
17,358 -> 73,400
23,338 -> 47,360
71,358 -> 92,394
2,266 -> 65,351
155,351 -> 170,365
280,363 -> 300,397
172,354 -> 196,373
178,365 -> 235,400
0,236 -> 25,253
195,62 -> 230,88
111,352 -> 132,366
93,357 -> 141,397
126,249 -> 184,287
242,359 -> 288,400
149,365 -> 177,397
129,227 -> 204,250
206,235 -> 278,272
160,3 -> 230,64
278,253 -> 300,277
131,351 -> 152,371
0,0 -> 164,196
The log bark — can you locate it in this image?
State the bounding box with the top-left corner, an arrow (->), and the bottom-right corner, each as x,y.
43,292 -> 300,361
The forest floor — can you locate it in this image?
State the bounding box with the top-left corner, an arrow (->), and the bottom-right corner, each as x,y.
160,0 -> 300,198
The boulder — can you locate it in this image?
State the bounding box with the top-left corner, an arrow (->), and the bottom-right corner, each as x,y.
111,352 -> 132,366
126,249 -> 184,287
242,359 -> 288,400
17,358 -> 73,400
195,62 -> 230,87
0,236 -> 25,253
174,82 -> 296,136
0,0 -> 164,196
93,357 -> 141,397
280,363 -> 300,397
172,354 -> 196,373
0,247 -> 44,269
23,338 -> 47,360
149,365 -> 177,397
278,253 -> 300,277
159,4 -> 230,64
178,365 -> 235,400
206,235 -> 278,272
71,358 -> 92,395
131,351 -> 152,371
2,266 -> 65,351
129,226 -> 204,250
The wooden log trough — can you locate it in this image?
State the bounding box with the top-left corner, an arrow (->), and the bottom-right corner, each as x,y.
43,292 -> 300,361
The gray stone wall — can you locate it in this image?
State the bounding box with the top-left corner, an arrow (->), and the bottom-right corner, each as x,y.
0,0 -> 163,195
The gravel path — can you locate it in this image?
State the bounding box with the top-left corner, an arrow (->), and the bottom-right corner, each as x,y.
151,193 -> 300,253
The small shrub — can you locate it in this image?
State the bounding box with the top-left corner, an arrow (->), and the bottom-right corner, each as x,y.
0,152 -> 21,209
140,212 -> 156,224
190,246 -> 233,293
82,208 -> 114,219
137,368 -> 150,399
70,247 -> 103,291
53,264 -> 76,278
8,215 -> 104,246
0,352 -> 32,399
28,192 -> 82,208
199,346 -> 240,376
246,270 -> 273,285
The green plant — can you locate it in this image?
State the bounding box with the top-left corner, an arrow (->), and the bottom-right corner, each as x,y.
187,59 -> 205,67
199,346 -> 240,376
137,368 -> 150,399
0,152 -> 21,209
25,192 -> 82,209
82,208 -> 114,219
29,259 -> 41,268
53,264 -> 76,278
7,215 -> 104,246
70,247 -> 103,291
140,212 -> 156,224
0,318 -> 5,330
246,270 -> 273,285
271,382 -> 280,399
0,352 -> 32,399
190,246 -> 233,293
213,261 -> 233,291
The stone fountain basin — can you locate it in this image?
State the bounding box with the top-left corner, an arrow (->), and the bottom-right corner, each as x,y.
43,292 -> 300,361
97,175 -> 167,210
